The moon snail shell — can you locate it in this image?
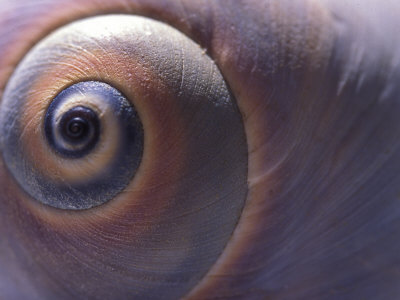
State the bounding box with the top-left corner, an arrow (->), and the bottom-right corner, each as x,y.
0,1 -> 399,299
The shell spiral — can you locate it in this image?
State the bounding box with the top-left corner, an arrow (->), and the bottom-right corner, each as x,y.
0,1 -> 400,299
0,14 -> 248,299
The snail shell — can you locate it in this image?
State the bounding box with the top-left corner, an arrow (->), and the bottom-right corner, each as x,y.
0,0 -> 399,299
0,14 -> 247,299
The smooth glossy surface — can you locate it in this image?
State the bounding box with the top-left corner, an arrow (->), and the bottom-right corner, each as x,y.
0,0 -> 399,299
0,14 -> 247,299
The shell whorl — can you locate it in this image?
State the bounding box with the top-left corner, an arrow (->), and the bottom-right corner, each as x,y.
0,14 -> 247,299
0,0 -> 399,299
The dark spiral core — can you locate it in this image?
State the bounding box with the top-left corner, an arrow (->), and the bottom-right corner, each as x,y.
45,104 -> 100,158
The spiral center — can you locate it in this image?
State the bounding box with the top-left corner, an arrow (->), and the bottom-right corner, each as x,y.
66,118 -> 86,137
58,106 -> 99,147
45,104 -> 101,158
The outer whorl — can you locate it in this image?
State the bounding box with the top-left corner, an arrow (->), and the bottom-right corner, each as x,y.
0,1 -> 399,299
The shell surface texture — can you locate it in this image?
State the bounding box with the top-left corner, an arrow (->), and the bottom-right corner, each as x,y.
0,0 -> 399,299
